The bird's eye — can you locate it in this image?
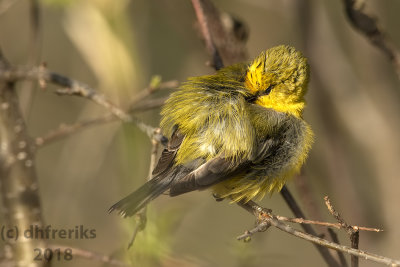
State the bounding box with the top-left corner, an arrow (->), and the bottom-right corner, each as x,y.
245,85 -> 274,103
262,85 -> 273,96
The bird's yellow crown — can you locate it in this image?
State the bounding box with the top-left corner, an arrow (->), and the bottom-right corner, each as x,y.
245,45 -> 309,118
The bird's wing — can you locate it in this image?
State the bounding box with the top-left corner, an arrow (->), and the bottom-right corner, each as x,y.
109,128 -> 186,217
152,127 -> 184,176
169,156 -> 248,196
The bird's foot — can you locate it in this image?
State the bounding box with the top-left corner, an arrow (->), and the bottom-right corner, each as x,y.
254,206 -> 272,228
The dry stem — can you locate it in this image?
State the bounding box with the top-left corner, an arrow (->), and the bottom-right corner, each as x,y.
0,66 -> 169,145
237,200 -> 400,267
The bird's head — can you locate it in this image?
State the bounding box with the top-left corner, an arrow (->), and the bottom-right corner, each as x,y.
245,45 -> 309,118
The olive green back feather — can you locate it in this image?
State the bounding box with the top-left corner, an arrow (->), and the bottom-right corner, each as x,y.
161,63 -> 256,164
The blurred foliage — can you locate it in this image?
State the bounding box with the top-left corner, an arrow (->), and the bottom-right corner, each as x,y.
40,0 -> 76,8
1,0 -> 400,266
120,209 -> 178,266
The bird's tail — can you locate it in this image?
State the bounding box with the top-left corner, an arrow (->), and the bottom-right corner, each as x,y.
109,175 -> 172,217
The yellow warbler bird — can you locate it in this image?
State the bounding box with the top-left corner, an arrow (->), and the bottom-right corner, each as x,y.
109,45 -> 313,217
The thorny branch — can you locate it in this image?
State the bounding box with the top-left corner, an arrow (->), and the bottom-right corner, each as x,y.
342,0 -> 400,80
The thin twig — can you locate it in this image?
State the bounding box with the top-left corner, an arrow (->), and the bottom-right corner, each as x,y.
127,128 -> 161,248
236,221 -> 270,241
0,66 -> 168,145
129,96 -> 169,113
129,77 -> 178,107
325,196 -> 360,267
324,196 -> 359,235
33,78 -> 177,149
35,95 -> 171,149
48,245 -> 129,267
34,114 -> 115,147
275,215 -> 381,232
341,0 -> 400,80
280,186 -> 340,267
237,201 -> 400,267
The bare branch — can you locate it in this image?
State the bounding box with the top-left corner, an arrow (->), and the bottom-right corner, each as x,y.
34,114 -> 115,147
35,95 -> 171,149
237,222 -> 270,242
351,228 -> 360,267
0,65 -> 168,145
129,77 -> 178,107
0,50 -> 48,267
237,200 -> 400,267
280,186 -> 340,267
328,228 -> 349,267
191,0 -> 224,70
325,196 -> 360,267
275,215 -> 382,232
32,78 -> 177,149
191,0 -> 248,69
341,0 -> 400,80
129,96 -> 168,113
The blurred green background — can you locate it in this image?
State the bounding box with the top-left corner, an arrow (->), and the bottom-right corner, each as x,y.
1,0 -> 400,266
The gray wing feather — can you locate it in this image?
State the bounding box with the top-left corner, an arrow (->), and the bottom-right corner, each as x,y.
169,157 -> 247,196
152,128 -> 184,176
